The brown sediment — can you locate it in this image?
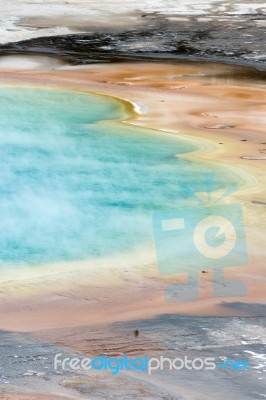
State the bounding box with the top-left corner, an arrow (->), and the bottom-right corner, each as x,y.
0,59 -> 265,339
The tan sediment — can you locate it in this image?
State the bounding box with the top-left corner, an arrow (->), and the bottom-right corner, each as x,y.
0,396 -> 60,400
0,59 -> 265,337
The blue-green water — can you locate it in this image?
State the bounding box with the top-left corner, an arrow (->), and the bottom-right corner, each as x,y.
0,87 -> 238,266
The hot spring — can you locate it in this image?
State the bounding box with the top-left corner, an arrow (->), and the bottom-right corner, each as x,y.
0,87 -> 237,267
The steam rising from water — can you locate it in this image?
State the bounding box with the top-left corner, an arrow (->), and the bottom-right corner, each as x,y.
0,87 -> 235,267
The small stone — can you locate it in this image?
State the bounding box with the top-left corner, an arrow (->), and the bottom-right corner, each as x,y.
241,156 -> 266,160
36,372 -> 46,378
205,125 -> 236,129
134,329 -> 140,337
202,112 -> 218,118
173,86 -> 187,89
23,372 -> 34,377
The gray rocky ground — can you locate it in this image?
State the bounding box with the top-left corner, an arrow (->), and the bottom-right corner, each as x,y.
0,0 -> 265,68
0,308 -> 265,399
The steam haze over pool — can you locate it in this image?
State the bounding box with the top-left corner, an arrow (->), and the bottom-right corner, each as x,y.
0,87 -> 236,267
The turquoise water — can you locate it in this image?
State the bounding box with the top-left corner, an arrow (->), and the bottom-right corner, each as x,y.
0,87 -> 238,266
